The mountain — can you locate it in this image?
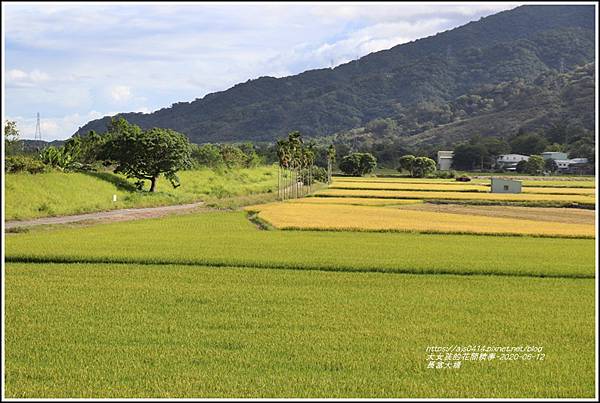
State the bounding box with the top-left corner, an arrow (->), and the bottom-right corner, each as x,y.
19,139 -> 66,152
403,63 -> 595,147
331,63 -> 595,152
76,5 -> 595,144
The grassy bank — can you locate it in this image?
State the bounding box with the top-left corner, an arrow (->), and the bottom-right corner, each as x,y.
4,166 -> 278,220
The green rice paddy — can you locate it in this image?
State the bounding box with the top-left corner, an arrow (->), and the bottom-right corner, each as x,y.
3,173 -> 596,398
5,211 -> 594,278
4,262 -> 595,398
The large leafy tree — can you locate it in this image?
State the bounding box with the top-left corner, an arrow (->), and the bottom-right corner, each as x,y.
63,130 -> 104,166
516,155 -> 545,175
192,144 -> 223,168
398,154 -> 436,177
509,133 -> 548,155
398,155 -> 416,174
219,144 -> 247,168
100,118 -> 192,192
411,156 -> 437,178
452,143 -> 488,170
339,152 -> 377,176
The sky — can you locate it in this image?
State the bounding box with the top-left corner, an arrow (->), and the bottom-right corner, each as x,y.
3,1 -> 521,140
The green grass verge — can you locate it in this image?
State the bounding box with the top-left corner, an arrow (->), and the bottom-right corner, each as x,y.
4,166 -> 278,220
5,262 -> 594,398
5,211 -> 594,278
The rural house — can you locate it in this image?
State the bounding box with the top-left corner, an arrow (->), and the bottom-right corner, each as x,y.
496,154 -> 529,171
541,151 -> 568,160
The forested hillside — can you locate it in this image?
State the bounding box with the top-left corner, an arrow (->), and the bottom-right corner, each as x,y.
333,63 -> 595,150
76,5 -> 595,146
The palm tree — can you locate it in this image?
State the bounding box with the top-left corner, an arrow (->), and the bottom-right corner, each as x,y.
277,131 -> 315,199
277,139 -> 291,200
305,142 -> 316,192
327,144 -> 336,184
287,131 -> 303,198
276,139 -> 285,199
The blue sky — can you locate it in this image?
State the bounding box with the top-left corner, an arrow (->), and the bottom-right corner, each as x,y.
3,2 -> 520,140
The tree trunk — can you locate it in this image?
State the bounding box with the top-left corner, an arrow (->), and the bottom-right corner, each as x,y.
285,168 -> 289,200
149,175 -> 158,192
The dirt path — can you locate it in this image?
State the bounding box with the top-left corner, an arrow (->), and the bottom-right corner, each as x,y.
5,202 -> 205,229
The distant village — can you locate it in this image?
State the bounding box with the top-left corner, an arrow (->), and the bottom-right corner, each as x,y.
436,150 -> 590,174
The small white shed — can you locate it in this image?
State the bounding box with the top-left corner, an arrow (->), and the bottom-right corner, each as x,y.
437,151 -> 454,171
491,178 -> 522,194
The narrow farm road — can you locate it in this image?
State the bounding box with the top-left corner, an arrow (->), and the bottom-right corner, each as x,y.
5,202 -> 205,229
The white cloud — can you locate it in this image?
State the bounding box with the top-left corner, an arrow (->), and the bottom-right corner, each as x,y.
307,3 -> 520,22
314,18 -> 450,66
110,85 -> 132,102
3,2 -> 523,140
7,69 -> 28,80
6,68 -> 51,87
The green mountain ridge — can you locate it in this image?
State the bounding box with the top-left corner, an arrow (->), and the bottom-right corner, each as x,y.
320,62 -> 593,169
75,5 -> 596,146
341,62 -> 595,146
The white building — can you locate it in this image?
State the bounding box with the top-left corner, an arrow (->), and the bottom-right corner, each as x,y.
496,154 -> 529,171
491,178 -> 522,193
541,151 -> 568,160
437,151 -> 454,171
554,158 -> 589,173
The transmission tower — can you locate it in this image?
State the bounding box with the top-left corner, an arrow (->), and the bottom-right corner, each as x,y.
34,112 -> 42,140
559,57 -> 565,74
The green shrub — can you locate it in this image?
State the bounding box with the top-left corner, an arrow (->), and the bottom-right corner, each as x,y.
432,169 -> 456,179
299,166 -> 327,183
39,146 -> 77,171
5,155 -> 48,174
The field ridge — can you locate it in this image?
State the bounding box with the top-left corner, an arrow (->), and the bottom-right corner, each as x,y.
6,255 -> 594,280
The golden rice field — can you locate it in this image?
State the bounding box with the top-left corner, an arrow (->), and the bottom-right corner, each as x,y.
330,181 -> 487,192
518,180 -> 595,188
333,176 -> 596,188
246,202 -> 594,238
330,181 -> 596,195
398,203 -> 596,225
291,197 -> 423,206
523,187 -> 596,195
316,188 -> 596,205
